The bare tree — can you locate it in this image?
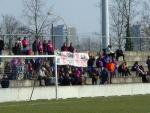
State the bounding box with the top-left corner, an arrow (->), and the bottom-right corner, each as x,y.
23,0 -> 53,37
1,15 -> 21,34
110,0 -> 126,49
0,15 -> 22,54
110,0 -> 138,50
141,1 -> 150,36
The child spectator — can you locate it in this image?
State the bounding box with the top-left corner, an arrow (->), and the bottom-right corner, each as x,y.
105,45 -> 115,58
87,56 -> 95,76
91,68 -> 99,85
106,59 -> 115,84
100,67 -> 108,84
96,54 -> 103,74
16,38 -> 22,55
32,39 -> 39,55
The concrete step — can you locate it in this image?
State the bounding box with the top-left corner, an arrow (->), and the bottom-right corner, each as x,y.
86,76 -> 142,85
124,51 -> 150,57
9,80 -> 39,88
122,56 -> 148,62
118,61 -> 147,67
111,77 -> 142,84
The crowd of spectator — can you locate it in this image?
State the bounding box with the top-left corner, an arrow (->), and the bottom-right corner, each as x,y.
87,45 -> 150,84
11,37 -> 55,55
87,45 -> 129,85
0,37 -> 150,88
0,36 -> 88,87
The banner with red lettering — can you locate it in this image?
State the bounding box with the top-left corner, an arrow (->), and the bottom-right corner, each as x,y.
55,51 -> 89,67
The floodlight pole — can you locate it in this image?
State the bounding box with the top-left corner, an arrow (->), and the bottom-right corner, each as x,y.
102,0 -> 110,49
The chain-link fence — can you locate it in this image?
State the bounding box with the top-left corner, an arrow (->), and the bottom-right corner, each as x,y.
111,37 -> 150,51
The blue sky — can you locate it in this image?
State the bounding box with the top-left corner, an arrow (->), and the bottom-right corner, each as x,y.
0,0 -> 100,34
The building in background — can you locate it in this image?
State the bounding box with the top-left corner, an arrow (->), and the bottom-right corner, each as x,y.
130,23 -> 150,51
53,25 -> 66,50
68,26 -> 77,46
52,24 -> 77,50
131,23 -> 142,51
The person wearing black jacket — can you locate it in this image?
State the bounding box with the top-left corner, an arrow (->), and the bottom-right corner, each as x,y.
0,39 -> 4,64
68,42 -> 74,53
146,56 -> 150,72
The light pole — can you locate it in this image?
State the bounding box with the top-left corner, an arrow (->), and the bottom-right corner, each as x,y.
47,12 -> 69,46
102,0 -> 110,49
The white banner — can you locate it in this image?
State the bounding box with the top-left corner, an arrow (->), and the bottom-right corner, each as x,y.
55,51 -> 89,67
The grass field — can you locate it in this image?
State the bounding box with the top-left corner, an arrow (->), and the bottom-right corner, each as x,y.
0,95 -> 150,113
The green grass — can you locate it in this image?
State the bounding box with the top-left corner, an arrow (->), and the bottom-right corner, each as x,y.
0,95 -> 150,113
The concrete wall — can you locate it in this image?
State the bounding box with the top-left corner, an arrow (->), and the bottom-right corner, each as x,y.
1,83 -> 150,103
5,77 -> 142,88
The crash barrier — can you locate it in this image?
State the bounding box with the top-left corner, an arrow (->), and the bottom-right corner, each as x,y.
0,83 -> 150,103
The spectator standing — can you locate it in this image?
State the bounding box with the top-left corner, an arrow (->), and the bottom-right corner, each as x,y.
38,41 -> 43,55
112,58 -> 118,77
47,40 -> 54,67
43,40 -> 47,55
106,59 -> 115,84
61,42 -> 68,51
68,42 -> 74,53
0,38 -> 4,64
16,38 -> 22,55
4,62 -> 11,80
146,56 -> 150,72
22,37 -> 29,55
12,43 -> 18,55
47,40 -> 54,55
91,68 -> 99,85
131,61 -> 140,76
32,39 -> 39,55
38,66 -> 46,86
